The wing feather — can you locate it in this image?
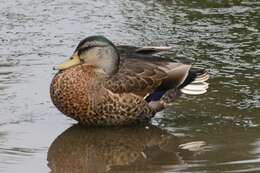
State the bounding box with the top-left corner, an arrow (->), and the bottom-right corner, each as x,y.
104,45 -> 208,99
104,58 -> 167,95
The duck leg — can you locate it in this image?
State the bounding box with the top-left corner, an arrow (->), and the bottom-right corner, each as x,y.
148,89 -> 180,113
161,89 -> 179,105
148,100 -> 166,113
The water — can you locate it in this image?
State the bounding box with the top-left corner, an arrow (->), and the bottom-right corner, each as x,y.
0,0 -> 259,172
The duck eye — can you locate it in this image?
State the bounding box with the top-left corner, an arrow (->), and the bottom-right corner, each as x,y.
78,45 -> 101,54
70,57 -> 73,60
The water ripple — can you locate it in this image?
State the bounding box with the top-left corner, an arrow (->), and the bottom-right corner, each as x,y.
0,0 -> 259,173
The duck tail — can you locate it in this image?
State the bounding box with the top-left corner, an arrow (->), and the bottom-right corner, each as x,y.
179,69 -> 209,95
145,67 -> 209,103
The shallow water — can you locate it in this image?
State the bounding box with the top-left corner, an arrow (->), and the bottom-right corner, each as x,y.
0,0 -> 260,172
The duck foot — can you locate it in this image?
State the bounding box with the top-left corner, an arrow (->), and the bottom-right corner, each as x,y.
148,100 -> 166,113
161,89 -> 179,104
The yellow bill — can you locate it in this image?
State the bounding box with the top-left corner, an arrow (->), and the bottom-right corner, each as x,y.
53,52 -> 81,70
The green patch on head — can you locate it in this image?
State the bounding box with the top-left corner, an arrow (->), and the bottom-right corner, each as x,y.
75,35 -> 116,52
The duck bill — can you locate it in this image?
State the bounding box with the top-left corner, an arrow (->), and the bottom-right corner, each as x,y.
53,53 -> 81,70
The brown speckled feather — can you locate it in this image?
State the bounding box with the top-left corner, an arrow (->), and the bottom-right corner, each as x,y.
104,58 -> 167,95
50,65 -> 154,126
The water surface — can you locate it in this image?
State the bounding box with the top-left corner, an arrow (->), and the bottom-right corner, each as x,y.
0,0 -> 260,172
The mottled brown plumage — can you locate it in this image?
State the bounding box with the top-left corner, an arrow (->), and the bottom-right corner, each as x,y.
50,36 -> 209,126
50,64 -> 154,126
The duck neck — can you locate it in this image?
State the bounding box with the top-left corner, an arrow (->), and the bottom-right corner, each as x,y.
96,46 -> 120,76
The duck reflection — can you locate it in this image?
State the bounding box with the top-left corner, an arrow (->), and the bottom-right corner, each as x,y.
47,125 -> 193,173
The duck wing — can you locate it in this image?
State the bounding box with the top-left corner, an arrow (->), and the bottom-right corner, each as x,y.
105,46 -> 209,100
104,57 -> 168,96
117,45 -> 172,56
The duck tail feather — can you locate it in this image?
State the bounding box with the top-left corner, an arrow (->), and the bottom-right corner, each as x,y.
179,69 -> 209,95
180,82 -> 209,95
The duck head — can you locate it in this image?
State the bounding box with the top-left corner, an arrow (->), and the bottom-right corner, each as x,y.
54,36 -> 120,75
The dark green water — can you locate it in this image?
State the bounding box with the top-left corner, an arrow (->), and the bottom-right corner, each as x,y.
0,0 -> 259,172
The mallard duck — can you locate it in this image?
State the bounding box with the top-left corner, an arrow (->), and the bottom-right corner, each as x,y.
50,36 -> 209,126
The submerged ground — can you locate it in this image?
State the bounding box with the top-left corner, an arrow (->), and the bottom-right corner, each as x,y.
0,0 -> 260,172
